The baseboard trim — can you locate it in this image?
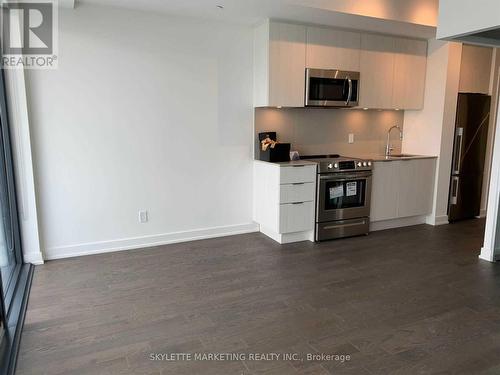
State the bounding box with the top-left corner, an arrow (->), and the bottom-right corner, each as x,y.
479,247 -> 500,262
23,252 -> 44,265
426,214 -> 449,226
370,216 -> 427,232
259,226 -> 314,244
477,209 -> 487,219
44,222 -> 260,260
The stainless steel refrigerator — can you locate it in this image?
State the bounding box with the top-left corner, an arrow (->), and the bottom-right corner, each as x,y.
448,93 -> 491,222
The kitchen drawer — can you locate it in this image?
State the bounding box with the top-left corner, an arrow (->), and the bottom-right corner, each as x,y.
280,165 -> 316,184
280,182 -> 315,204
279,201 -> 315,234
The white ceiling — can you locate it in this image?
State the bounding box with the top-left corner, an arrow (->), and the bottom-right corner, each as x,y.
77,0 -> 438,39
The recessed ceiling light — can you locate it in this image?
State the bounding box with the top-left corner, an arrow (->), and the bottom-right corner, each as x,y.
216,5 -> 224,9
363,108 -> 368,110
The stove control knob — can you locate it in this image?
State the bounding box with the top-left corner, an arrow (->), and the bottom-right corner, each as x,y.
334,163 -> 339,168
328,163 -> 333,169
357,162 -> 362,167
363,162 -> 368,167
368,161 -> 372,166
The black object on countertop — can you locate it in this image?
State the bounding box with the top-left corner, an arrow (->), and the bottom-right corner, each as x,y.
301,154 -> 340,160
258,132 -> 291,162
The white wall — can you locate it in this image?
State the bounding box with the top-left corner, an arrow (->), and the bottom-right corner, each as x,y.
480,50 -> 500,216
459,44 -> 493,95
304,0 -> 438,26
481,92 -> 500,261
403,41 -> 450,155
437,0 -> 500,40
496,207 -> 500,251
80,0 -> 438,29
25,4 -> 257,259
403,40 -> 462,225
437,0 -> 500,262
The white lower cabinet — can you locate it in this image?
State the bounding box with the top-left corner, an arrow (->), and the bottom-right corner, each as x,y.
370,162 -> 400,221
397,159 -> 436,218
254,161 -> 316,244
370,159 -> 436,225
279,201 -> 315,234
279,182 -> 315,204
280,165 -> 316,184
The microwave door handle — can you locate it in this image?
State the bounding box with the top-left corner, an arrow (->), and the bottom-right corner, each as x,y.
305,70 -> 310,106
346,77 -> 352,106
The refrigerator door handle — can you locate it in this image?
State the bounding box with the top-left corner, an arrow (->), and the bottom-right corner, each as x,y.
453,127 -> 464,174
450,176 -> 459,205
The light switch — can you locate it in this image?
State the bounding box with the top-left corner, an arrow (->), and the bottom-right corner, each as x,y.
348,133 -> 355,144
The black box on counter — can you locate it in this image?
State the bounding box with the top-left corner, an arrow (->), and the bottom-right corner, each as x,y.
258,132 -> 291,162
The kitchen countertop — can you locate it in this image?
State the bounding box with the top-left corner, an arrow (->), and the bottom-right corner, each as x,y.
255,154 -> 438,166
254,159 -> 318,167
347,154 -> 438,162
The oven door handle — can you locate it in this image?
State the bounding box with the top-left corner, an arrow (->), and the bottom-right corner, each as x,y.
320,173 -> 372,181
324,220 -> 367,230
321,177 -> 367,183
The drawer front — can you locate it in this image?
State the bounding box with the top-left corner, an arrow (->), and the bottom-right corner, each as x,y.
280,182 -> 315,204
316,218 -> 369,241
279,201 -> 315,234
280,165 -> 316,184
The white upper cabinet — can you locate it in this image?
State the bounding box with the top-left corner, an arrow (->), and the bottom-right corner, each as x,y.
392,38 -> 427,110
254,21 -> 428,110
306,27 -> 361,71
360,34 -> 427,110
359,34 -> 395,109
437,0 -> 500,45
254,21 -> 306,107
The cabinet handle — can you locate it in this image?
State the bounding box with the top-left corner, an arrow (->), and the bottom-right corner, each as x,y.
292,182 -> 305,185
292,202 -> 305,205
292,165 -> 305,168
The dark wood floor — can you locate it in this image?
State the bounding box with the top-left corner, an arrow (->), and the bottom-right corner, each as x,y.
16,219 -> 500,374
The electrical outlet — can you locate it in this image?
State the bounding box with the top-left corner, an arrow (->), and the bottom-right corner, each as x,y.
348,133 -> 355,144
139,210 -> 148,223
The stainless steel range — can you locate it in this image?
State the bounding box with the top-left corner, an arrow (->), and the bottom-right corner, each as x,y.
301,155 -> 373,241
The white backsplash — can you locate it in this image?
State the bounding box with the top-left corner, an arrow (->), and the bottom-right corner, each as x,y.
255,108 -> 405,158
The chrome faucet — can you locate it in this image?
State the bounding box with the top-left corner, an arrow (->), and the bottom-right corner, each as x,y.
385,125 -> 403,156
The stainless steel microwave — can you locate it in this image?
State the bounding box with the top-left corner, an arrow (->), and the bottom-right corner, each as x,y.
305,68 -> 360,107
